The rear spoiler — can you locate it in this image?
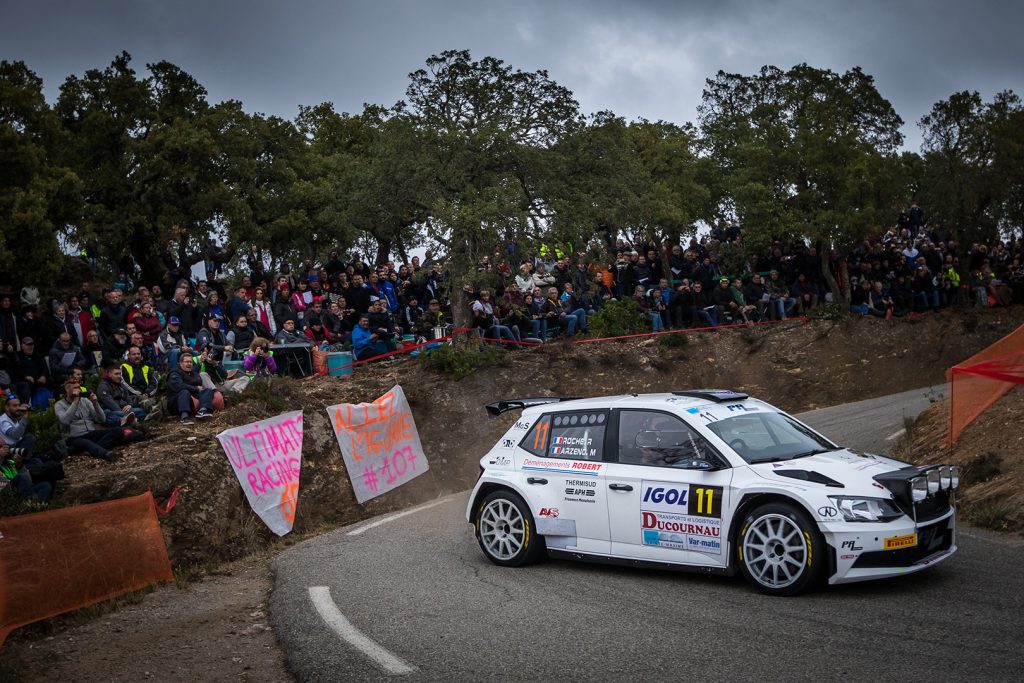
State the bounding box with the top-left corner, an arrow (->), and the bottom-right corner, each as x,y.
485,397 -> 583,417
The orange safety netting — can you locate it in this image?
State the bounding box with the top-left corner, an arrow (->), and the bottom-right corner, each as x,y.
948,323 -> 1024,444
0,491 -> 173,647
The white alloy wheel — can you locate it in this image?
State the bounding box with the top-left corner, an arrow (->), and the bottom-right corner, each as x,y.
742,513 -> 808,590
479,498 -> 526,561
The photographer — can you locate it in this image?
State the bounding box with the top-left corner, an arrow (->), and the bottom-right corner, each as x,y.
0,396 -> 35,459
54,380 -> 125,462
1,441 -> 55,504
243,337 -> 278,378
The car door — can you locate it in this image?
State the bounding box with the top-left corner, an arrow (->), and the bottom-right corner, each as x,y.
604,409 -> 735,567
516,409 -> 611,555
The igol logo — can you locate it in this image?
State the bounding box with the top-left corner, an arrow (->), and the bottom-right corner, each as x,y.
642,486 -> 688,506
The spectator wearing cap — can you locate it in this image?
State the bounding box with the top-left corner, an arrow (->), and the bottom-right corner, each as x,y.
711,277 -> 737,323
352,313 -> 392,361
416,299 -> 448,340
158,316 -> 189,370
103,328 -> 131,366
12,337 -> 49,405
195,314 -> 231,382
48,332 -> 85,385
273,318 -> 308,345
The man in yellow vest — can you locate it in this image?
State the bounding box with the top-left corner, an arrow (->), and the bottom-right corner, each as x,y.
121,345 -> 159,414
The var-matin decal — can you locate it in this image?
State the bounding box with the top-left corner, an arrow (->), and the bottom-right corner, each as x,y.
640,480 -> 723,554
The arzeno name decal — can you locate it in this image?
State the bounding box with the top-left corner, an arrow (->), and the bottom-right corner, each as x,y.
549,433 -> 597,458
641,511 -> 723,554
641,481 -> 722,518
522,458 -> 603,476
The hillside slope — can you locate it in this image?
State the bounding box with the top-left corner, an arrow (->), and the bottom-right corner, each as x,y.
53,308 -> 1024,567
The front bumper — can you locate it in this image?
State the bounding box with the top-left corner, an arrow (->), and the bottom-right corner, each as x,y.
821,509 -> 956,585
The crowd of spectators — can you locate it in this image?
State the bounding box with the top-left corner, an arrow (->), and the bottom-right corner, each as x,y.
1,201 -> 1022,505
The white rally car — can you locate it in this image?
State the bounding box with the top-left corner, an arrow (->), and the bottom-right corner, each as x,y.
466,391 -> 959,596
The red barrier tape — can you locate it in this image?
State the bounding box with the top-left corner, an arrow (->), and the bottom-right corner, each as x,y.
319,316 -> 809,372
573,316 -> 809,344
154,487 -> 180,517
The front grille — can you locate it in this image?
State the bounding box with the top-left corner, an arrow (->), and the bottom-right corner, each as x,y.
852,518 -> 953,569
891,490 -> 951,523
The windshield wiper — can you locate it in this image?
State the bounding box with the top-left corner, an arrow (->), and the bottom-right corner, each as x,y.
790,448 -> 836,459
749,456 -> 788,464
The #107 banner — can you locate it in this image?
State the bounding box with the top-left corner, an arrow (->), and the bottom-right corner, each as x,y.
217,410 -> 303,536
327,385 -> 428,503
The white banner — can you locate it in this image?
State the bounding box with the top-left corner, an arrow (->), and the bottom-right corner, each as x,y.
327,385 -> 429,503
216,410 -> 303,535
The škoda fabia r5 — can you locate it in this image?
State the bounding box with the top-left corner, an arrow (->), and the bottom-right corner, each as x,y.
467,391 -> 958,596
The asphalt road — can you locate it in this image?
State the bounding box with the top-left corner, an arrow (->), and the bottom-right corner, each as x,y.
270,386 -> 1023,682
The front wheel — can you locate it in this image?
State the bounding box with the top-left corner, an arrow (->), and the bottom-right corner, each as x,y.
737,502 -> 824,596
475,489 -> 545,567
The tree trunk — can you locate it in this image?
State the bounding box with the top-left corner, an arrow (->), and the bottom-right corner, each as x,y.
375,239 -> 392,266
818,241 -> 850,313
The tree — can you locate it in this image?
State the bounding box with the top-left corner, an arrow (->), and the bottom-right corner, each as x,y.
918,90 -> 1024,243
699,64 -> 905,306
399,50 -> 582,325
0,60 -> 81,288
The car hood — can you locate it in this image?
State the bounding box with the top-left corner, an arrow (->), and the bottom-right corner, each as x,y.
750,448 -> 912,495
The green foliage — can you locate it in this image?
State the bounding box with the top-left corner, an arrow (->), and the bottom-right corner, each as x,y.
27,402 -> 62,455
0,60 -> 82,287
586,299 -> 648,339
807,303 -> 843,320
418,341 -> 507,380
918,90 -> 1024,243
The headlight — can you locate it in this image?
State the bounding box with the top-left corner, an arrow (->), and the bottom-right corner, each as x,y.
911,477 -> 928,502
950,466 -> 960,489
926,469 -> 940,494
939,466 -> 951,490
829,496 -> 904,522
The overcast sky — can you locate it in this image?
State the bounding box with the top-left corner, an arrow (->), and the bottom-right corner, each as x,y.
4,0 -> 1023,150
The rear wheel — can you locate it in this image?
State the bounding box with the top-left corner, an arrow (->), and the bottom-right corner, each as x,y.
475,489 -> 545,567
737,502 -> 823,596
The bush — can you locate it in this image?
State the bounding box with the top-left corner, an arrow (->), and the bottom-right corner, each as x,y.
961,452 -> 1002,485
656,332 -> 688,348
587,299 -> 648,339
418,341 -> 507,380
237,377 -> 288,412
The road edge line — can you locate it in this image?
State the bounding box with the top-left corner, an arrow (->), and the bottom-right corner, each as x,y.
308,586 -> 416,676
347,497 -> 454,536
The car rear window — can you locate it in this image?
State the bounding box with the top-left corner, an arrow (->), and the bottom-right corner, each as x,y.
521,411 -> 607,460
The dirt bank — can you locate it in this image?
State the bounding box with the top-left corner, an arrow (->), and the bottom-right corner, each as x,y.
898,385 -> 1024,534
48,308 -> 1024,569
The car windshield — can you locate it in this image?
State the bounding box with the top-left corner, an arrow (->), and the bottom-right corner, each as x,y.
705,412 -> 836,464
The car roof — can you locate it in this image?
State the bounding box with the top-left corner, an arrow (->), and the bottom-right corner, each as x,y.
523,393 -> 775,416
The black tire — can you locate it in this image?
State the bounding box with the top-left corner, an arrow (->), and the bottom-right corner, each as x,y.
736,501 -> 824,596
474,489 -> 545,567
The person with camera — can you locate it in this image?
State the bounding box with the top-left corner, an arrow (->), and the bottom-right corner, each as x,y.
1,441 -> 55,504
54,380 -> 125,461
167,354 -> 219,425
243,337 -> 278,378
1,396 -> 36,459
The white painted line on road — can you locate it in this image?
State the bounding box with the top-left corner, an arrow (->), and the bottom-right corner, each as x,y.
347,498 -> 452,536
885,428 -> 906,441
309,586 -> 416,676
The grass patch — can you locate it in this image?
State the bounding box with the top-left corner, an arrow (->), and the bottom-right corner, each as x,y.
967,500 -> 1015,532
